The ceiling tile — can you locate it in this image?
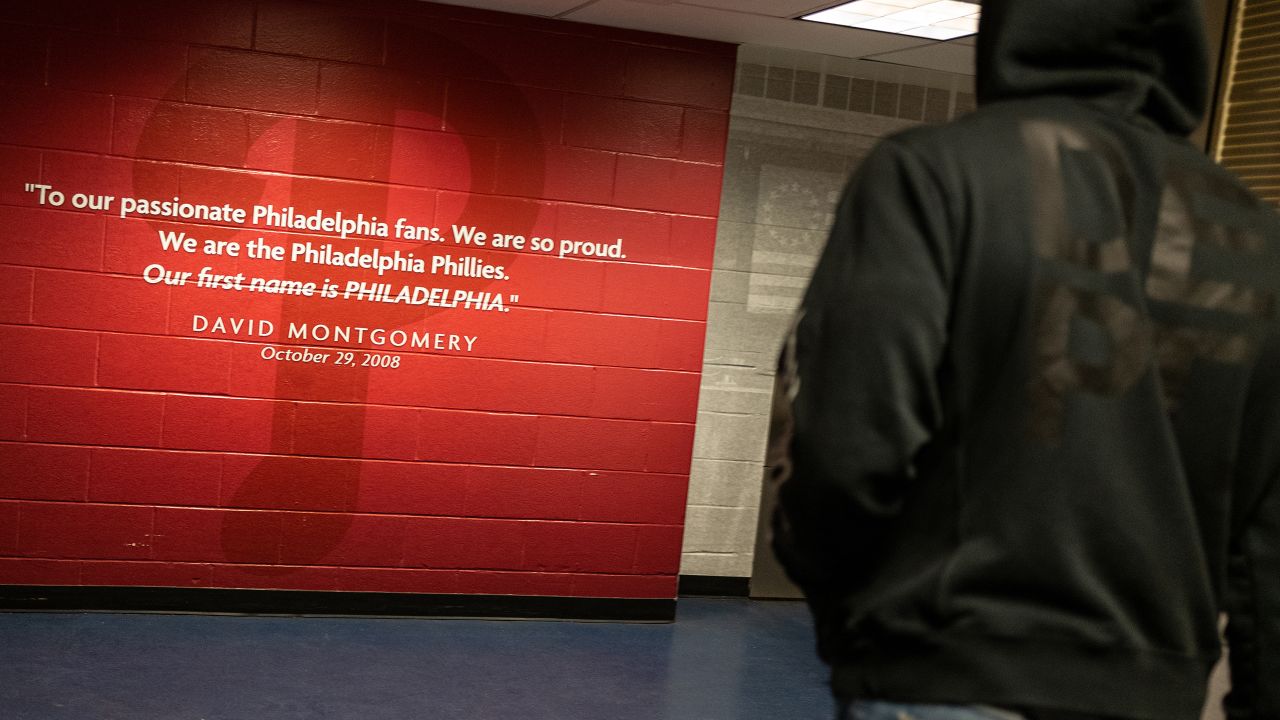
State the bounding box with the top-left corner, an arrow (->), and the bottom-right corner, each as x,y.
677,0 -> 837,18
866,40 -> 975,74
565,0 -> 933,59
422,0 -> 591,17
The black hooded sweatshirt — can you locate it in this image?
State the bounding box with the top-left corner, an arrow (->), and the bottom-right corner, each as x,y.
771,1 -> 1280,718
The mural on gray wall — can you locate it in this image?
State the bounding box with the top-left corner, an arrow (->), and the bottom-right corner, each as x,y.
681,46 -> 974,579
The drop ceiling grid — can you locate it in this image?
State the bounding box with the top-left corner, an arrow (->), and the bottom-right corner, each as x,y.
418,0 -> 975,72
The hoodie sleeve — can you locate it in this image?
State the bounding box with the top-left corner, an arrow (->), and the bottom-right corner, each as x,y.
1224,334 -> 1280,719
772,137 -> 952,610
1224,472 -> 1280,719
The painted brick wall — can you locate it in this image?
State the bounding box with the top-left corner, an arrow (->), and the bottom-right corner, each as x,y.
0,0 -> 734,599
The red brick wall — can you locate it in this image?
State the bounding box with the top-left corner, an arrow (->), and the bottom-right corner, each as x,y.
0,0 -> 733,598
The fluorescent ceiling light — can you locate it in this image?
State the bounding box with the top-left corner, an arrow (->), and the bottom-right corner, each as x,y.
802,0 -> 980,40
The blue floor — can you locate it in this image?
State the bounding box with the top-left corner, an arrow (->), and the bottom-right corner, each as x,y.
0,598 -> 832,720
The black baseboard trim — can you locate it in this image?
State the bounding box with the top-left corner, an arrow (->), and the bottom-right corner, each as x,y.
0,585 -> 675,622
678,575 -> 750,597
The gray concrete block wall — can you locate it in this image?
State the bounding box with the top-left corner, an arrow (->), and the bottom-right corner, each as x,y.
680,46 -> 974,580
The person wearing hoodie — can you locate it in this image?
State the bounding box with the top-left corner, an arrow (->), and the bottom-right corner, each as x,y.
770,1 -> 1280,719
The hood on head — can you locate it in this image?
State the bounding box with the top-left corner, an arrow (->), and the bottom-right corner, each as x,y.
975,0 -> 1209,135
